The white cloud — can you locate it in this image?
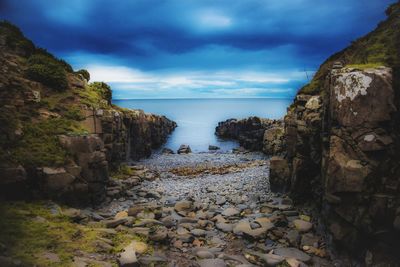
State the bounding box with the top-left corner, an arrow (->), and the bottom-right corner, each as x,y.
88,65 -> 151,83
86,64 -> 302,98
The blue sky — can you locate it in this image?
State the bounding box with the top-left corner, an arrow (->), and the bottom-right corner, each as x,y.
0,0 -> 394,99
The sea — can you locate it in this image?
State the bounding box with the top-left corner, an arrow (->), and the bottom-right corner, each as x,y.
112,98 -> 292,153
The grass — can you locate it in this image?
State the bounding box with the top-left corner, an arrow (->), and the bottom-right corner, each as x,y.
345,63 -> 385,70
13,118 -> 87,167
0,201 -> 151,266
298,2 -> 399,96
0,201 -> 101,266
110,164 -> 134,180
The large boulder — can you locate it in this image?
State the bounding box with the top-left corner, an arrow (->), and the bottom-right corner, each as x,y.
263,126 -> 285,155
177,144 -> 192,154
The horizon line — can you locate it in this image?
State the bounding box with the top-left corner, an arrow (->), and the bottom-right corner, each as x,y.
112,97 -> 295,100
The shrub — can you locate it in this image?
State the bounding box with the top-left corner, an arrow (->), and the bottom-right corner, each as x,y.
34,47 -> 73,72
64,106 -> 85,121
26,54 -> 68,91
0,20 -> 35,55
79,82 -> 112,107
90,82 -> 112,104
76,69 -> 90,81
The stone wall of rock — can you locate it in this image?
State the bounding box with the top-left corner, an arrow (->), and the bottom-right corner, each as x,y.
215,117 -> 284,153
81,108 -> 176,163
0,22 -> 176,205
271,65 -> 400,262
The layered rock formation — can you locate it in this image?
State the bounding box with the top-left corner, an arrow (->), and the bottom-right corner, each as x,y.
269,2 -> 400,263
215,117 -> 284,153
0,22 -> 176,205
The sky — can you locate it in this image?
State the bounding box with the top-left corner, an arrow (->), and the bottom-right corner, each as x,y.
0,0 -> 394,99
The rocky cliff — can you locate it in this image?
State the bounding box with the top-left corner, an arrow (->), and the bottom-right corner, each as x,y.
215,117 -> 284,154
270,2 -> 400,264
0,21 -> 176,205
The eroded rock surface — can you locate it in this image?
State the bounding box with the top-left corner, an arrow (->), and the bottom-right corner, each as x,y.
271,64 -> 400,263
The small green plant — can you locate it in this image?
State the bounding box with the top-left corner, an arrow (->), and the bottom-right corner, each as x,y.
110,164 -> 134,179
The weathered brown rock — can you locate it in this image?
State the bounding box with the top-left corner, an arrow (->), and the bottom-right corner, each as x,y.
215,117 -> 283,151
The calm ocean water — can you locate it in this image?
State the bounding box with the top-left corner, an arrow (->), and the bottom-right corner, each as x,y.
113,98 -> 292,152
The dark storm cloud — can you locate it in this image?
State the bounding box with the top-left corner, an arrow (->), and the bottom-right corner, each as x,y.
0,0 -> 394,98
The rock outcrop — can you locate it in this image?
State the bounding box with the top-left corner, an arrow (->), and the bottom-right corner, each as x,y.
215,117 -> 284,153
0,21 -> 176,205
269,2 -> 400,264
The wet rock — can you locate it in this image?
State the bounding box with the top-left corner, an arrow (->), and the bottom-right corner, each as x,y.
177,227 -> 190,235
138,255 -> 168,266
174,200 -> 192,212
191,229 -> 206,237
233,220 -> 269,239
286,258 -> 307,267
149,227 -> 168,242
293,220 -> 312,233
259,253 -> 285,266
209,145 -> 220,151
127,206 -> 145,217
103,218 -> 128,228
132,219 -> 163,227
222,207 -> 239,217
196,250 -> 215,259
273,247 -> 311,262
114,211 -> 128,220
162,148 -> 174,154
62,208 -> 84,221
286,230 -> 300,246
197,258 -> 227,267
216,222 -> 233,232
161,215 -> 175,228
177,144 -> 192,154
118,243 -> 139,267
300,233 -> 319,247
130,241 -> 148,254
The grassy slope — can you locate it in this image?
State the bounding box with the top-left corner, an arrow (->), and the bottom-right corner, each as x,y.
299,1 -> 400,95
0,21 -> 114,168
0,201 -> 148,266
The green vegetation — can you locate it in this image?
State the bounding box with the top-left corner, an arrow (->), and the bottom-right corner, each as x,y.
1,21 -> 74,91
298,2 -> 399,95
0,20 -> 35,54
0,201 -> 146,266
346,63 -> 385,70
110,164 -> 134,179
76,69 -> 90,81
78,82 -> 112,108
0,201 -> 153,266
26,54 -> 69,91
13,118 -> 86,167
63,105 -> 86,121
298,79 -> 321,95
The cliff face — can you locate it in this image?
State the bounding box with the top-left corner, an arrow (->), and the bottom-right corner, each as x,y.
0,22 -> 176,205
270,2 -> 400,263
215,117 -> 284,153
